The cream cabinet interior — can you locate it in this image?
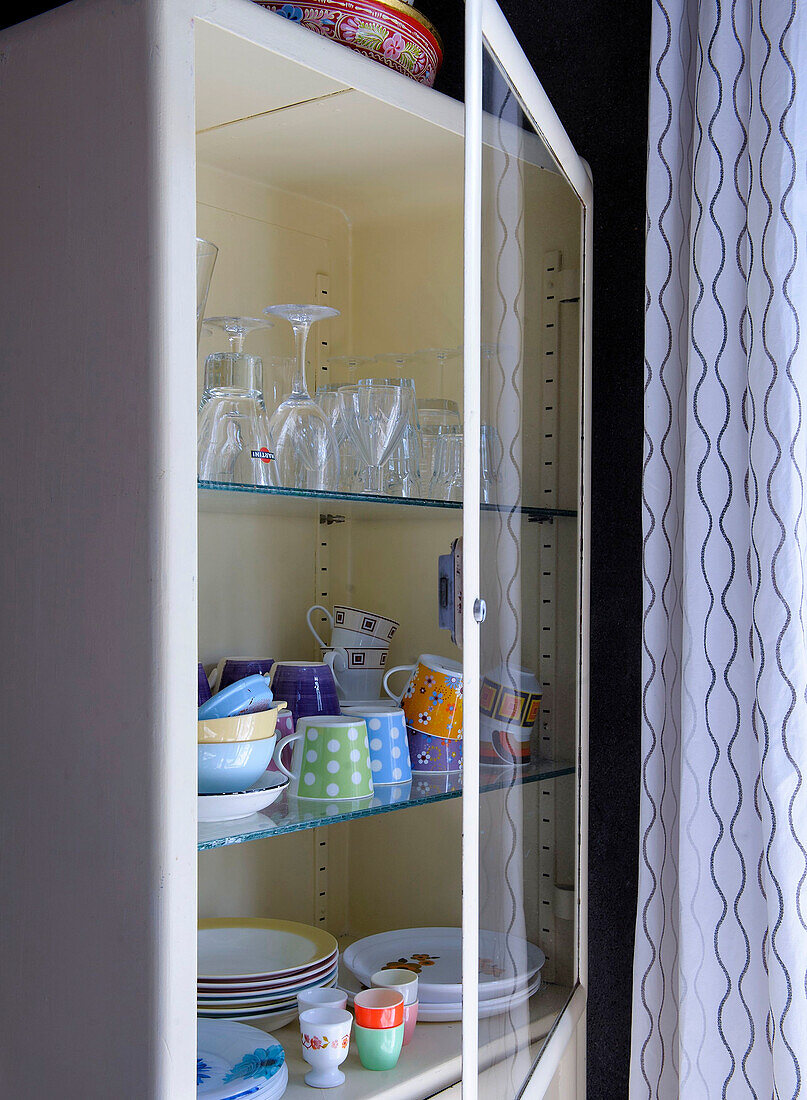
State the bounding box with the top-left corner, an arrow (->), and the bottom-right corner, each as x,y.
0,1 -> 590,1097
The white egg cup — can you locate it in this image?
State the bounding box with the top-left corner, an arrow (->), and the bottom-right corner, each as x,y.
300,1006 -> 353,1088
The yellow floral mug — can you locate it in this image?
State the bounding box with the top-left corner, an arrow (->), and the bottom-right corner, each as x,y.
383,654 -> 463,741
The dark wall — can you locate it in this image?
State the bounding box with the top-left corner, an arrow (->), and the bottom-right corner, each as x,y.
2,2 -> 648,1096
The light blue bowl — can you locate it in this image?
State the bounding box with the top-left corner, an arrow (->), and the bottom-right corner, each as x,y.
198,735 -> 276,794
198,674 -> 274,720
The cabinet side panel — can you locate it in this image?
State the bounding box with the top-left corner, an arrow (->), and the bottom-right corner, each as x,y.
0,3 -> 195,1097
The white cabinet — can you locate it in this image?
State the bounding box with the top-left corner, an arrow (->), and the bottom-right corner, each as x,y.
0,1 -> 590,1097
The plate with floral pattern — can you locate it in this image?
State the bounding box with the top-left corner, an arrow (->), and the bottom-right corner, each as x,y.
197,1020 -> 287,1100
342,927 -> 545,1003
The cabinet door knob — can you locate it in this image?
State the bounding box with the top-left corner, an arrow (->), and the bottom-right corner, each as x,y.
473,598 -> 487,623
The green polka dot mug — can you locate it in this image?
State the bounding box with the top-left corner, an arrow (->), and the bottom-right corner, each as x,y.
273,716 -> 374,800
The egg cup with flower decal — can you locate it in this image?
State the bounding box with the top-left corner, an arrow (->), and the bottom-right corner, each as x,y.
383,653 -> 463,739
299,1006 -> 353,1088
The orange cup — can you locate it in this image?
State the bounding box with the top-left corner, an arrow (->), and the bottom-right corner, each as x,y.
383,653 -> 463,740
354,988 -> 404,1028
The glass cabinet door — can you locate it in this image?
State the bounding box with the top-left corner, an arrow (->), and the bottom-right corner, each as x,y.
463,2 -> 590,1096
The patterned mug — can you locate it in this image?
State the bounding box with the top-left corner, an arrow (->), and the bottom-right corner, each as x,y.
383,653 -> 463,740
274,715 -> 374,800
479,663 -> 542,765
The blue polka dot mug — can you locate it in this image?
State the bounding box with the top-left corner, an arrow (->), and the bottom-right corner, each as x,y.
273,715 -> 374,800
340,706 -> 412,786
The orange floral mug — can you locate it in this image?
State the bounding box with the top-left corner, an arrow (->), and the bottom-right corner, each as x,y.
383,653 -> 463,740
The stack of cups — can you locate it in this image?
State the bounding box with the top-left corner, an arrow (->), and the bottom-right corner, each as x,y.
353,989 -> 405,1070
371,969 -> 418,1045
383,653 -> 463,776
307,603 -> 400,704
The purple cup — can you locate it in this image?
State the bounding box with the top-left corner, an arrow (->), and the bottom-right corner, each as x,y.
408,728 -> 463,773
270,662 -> 341,727
198,663 -> 212,707
216,657 -> 275,693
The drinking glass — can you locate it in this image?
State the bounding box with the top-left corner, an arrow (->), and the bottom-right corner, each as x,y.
264,356 -> 295,416
480,423 -> 502,504
200,316 -> 273,410
197,388 -> 274,487
388,424 -> 422,497
417,399 -> 461,493
195,238 -> 218,346
339,383 -> 407,495
263,304 -> 341,491
428,431 -> 463,501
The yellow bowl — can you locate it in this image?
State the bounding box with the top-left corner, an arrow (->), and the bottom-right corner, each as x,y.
198,703 -> 287,744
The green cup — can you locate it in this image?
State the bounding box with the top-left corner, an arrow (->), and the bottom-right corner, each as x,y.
274,715 -> 374,800
354,1022 -> 404,1070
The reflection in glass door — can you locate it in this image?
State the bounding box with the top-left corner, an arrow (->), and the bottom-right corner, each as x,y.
474,36 -> 584,1099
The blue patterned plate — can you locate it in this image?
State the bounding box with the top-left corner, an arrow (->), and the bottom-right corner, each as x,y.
197,1020 -> 286,1100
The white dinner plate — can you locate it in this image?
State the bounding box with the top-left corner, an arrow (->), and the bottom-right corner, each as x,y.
197,1006 -> 299,1030
198,952 -> 338,994
337,963 -> 543,1022
199,919 -> 337,981
198,775 -> 289,823
198,967 -> 338,1005
197,950 -> 340,994
198,971 -> 337,1012
342,927 -> 545,1003
197,1020 -> 286,1100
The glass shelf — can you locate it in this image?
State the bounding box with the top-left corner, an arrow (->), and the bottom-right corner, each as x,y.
198,758 -> 575,850
198,481 -> 577,521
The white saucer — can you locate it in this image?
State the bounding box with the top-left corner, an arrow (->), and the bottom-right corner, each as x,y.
198,774 -> 289,822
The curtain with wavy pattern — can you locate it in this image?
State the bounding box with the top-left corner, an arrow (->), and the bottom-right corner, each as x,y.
631,1 -> 807,1096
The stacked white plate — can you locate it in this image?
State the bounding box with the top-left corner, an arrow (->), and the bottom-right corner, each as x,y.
341,927 -> 545,1022
198,918 -> 339,1028
197,1020 -> 287,1100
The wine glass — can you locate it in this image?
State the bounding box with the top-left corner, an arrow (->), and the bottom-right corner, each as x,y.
200,316 -> 273,410
316,383 -> 366,492
359,376 -> 422,497
339,383 -> 407,495
414,346 -> 461,399
263,304 -> 341,491
325,355 -> 374,386
195,238 -> 218,346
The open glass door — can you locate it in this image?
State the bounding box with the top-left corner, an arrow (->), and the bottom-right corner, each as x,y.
463,1 -> 592,1096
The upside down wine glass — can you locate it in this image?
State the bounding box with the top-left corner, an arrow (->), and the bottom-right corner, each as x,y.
263,304 -> 341,491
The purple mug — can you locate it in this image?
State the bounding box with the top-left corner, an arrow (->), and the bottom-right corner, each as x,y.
198,663 -> 212,707
213,656 -> 275,693
270,662 -> 341,727
408,728 -> 463,773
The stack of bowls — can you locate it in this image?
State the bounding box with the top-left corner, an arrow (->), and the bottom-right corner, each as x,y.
198,705 -> 285,794
198,672 -> 289,819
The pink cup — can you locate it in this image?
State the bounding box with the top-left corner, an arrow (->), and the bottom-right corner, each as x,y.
402,1001 -> 418,1045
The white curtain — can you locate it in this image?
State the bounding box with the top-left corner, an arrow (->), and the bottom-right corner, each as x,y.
632,1 -> 807,1097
